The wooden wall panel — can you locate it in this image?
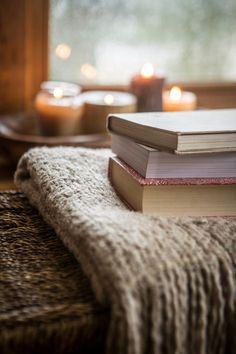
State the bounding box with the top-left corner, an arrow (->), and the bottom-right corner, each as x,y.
0,0 -> 48,113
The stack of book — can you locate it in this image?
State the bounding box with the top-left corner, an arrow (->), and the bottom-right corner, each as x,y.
107,109 -> 236,216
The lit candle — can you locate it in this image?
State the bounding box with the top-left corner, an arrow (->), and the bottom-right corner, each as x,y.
163,86 -> 197,112
40,81 -> 80,96
80,91 -> 137,134
34,81 -> 83,136
130,63 -> 165,112
103,94 -> 115,105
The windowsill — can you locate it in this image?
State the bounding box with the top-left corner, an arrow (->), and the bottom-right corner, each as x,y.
81,81 -> 236,91
81,81 -> 236,110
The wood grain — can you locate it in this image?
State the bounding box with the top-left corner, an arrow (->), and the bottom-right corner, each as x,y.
0,0 -> 48,113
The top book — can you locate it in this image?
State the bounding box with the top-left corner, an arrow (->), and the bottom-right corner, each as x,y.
107,109 -> 236,154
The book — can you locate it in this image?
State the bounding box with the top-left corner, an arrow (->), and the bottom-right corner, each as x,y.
108,156 -> 236,216
107,109 -> 236,154
111,134 -> 236,178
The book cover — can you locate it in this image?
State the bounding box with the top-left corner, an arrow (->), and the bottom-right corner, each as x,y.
108,156 -> 236,216
111,134 -> 236,178
110,156 -> 236,186
107,109 -> 236,153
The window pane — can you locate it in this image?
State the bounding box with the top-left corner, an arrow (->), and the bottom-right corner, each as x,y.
50,0 -> 236,84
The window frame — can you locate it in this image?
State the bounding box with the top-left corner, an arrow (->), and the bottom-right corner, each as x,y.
0,0 -> 48,113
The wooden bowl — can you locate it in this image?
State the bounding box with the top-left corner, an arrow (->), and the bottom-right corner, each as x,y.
0,113 -> 110,164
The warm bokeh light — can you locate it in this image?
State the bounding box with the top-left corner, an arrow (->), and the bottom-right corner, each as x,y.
104,94 -> 115,105
140,63 -> 154,78
55,43 -> 71,60
80,63 -> 97,79
169,86 -> 182,101
53,87 -> 64,99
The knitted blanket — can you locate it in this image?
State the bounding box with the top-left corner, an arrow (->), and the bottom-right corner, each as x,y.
15,147 -> 236,354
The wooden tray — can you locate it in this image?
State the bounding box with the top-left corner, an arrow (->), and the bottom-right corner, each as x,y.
0,113 -> 110,164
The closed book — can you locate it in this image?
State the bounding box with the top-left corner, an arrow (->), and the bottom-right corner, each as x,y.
107,109 -> 236,154
111,134 -> 236,178
108,156 -> 236,216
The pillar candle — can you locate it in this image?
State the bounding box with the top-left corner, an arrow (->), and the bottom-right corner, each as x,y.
130,63 -> 165,112
80,91 -> 137,134
34,82 -> 83,136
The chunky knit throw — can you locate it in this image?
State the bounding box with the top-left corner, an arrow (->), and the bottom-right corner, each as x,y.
15,147 -> 236,354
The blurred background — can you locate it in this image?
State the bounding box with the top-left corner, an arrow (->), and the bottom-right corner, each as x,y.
50,0 -> 236,84
0,0 -> 236,189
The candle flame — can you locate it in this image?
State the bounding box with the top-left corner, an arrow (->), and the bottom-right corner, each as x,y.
169,86 -> 182,101
141,63 -> 154,78
104,94 -> 115,105
55,43 -> 71,60
81,63 -> 97,79
53,87 -> 64,99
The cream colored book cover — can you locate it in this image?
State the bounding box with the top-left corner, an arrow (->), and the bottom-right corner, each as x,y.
108,109 -> 236,153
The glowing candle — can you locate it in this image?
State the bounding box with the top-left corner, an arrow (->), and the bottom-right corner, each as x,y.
34,81 -> 83,136
80,91 -> 137,134
130,63 -> 165,112
163,86 -> 197,112
53,87 -> 64,99
140,63 -> 155,78
103,94 -> 115,105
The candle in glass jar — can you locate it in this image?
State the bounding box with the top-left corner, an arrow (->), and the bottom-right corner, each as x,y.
80,91 -> 137,134
163,86 -> 197,112
130,63 -> 165,112
34,81 -> 83,136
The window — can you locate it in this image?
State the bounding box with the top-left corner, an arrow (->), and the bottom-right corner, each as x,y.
50,0 -> 236,84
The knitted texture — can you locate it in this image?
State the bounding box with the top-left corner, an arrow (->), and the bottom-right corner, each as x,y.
15,147 -> 236,354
